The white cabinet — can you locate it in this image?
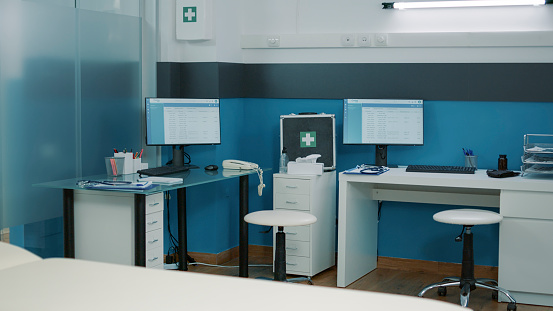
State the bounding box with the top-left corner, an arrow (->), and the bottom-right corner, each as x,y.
273,172 -> 336,277
74,190 -> 164,269
499,190 -> 553,305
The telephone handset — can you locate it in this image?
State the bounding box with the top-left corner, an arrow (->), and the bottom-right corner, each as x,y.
222,160 -> 259,170
222,160 -> 265,196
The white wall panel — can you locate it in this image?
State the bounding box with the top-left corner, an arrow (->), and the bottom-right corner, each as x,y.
241,0 -> 299,34
159,0 -> 553,63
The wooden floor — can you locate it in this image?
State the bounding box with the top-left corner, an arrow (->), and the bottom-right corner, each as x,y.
185,256 -> 552,311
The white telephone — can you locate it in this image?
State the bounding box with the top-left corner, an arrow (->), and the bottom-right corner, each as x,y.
222,160 -> 265,196
222,160 -> 259,170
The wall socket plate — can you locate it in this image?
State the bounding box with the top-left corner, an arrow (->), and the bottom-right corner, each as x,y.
341,34 -> 355,47
267,35 -> 280,47
374,33 -> 388,46
358,34 -> 371,47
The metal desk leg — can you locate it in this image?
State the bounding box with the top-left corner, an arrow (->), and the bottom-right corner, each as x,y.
63,189 -> 75,258
134,194 -> 146,267
177,188 -> 188,271
239,175 -> 249,278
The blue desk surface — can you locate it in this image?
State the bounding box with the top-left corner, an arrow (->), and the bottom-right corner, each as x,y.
35,168 -> 270,194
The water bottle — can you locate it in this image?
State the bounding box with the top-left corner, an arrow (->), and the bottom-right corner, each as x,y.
279,147 -> 289,174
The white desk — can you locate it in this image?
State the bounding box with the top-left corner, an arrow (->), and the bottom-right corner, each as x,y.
337,168 -> 553,306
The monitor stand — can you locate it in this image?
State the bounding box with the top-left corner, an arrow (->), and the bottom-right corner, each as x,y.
375,145 -> 398,168
173,145 -> 185,167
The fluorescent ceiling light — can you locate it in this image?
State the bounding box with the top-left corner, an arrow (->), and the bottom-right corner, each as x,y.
382,0 -> 550,9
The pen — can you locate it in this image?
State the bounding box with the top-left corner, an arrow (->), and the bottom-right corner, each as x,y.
139,149 -> 143,158
463,148 -> 474,156
114,148 -> 118,153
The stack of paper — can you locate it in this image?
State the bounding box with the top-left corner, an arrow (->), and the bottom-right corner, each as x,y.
86,181 -> 155,190
138,177 -> 183,185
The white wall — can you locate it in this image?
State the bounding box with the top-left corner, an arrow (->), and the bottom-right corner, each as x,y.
158,0 -> 553,63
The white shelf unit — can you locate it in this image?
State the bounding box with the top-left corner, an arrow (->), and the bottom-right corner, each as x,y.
73,190 -> 164,269
273,171 -> 336,277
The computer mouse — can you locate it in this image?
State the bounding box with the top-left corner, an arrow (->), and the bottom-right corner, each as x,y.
205,164 -> 218,171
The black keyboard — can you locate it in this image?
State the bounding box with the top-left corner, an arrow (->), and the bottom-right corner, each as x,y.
137,164 -> 199,176
406,165 -> 476,174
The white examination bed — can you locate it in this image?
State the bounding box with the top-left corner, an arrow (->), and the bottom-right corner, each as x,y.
0,242 -> 467,311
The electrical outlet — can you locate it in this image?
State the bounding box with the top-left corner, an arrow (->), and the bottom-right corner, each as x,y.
267,35 -> 280,47
358,34 -> 371,47
341,34 -> 355,47
374,33 -> 388,46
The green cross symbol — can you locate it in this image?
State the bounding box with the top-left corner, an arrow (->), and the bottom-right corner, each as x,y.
300,132 -> 316,148
183,7 -> 197,23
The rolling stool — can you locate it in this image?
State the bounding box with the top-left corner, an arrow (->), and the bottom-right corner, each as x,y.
244,210 -> 317,284
418,209 -> 517,311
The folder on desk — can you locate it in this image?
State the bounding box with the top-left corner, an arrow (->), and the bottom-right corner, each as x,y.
85,181 -> 156,191
344,166 -> 389,175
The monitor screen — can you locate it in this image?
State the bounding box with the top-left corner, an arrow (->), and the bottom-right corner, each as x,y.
343,99 -> 423,145
145,98 -> 221,146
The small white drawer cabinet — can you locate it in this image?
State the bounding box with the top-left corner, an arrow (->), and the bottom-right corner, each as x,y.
73,190 -> 164,269
273,171 -> 336,277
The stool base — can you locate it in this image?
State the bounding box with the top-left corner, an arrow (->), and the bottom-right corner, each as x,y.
418,277 -> 517,310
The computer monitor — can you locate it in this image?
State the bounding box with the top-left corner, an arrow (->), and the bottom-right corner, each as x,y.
145,98 -> 221,166
343,98 -> 423,167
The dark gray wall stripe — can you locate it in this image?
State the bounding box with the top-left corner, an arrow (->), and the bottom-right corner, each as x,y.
157,62 -> 220,98
157,62 -> 553,102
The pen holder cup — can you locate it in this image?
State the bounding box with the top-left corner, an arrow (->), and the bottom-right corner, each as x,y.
465,155 -> 478,169
105,157 -> 125,176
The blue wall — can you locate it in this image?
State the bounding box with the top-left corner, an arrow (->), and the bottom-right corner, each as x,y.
166,98 -> 553,266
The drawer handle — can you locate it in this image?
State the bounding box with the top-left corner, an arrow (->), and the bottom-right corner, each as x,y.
148,202 -> 160,207
148,239 -> 159,244
286,247 -> 298,250
148,257 -> 159,262
147,220 -> 159,225
285,201 -> 298,204
286,262 -> 297,266
285,232 -> 297,235
285,185 -> 298,189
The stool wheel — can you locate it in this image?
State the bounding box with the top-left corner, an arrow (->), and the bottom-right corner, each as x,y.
438,286 -> 447,296
507,302 -> 517,311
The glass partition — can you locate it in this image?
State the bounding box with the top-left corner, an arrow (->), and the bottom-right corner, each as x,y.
0,0 -> 146,257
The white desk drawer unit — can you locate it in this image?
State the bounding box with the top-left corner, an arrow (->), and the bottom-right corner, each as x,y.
284,225 -> 310,242
143,193 -> 164,269
274,178 -> 311,195
74,190 -> 164,269
273,172 -> 336,277
146,194 -> 164,213
274,193 -> 311,211
146,211 -> 163,232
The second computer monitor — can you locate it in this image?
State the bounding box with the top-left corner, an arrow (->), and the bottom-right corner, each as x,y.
343,98 -> 423,166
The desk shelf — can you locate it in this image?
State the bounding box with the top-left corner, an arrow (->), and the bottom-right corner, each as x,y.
521,134 -> 553,176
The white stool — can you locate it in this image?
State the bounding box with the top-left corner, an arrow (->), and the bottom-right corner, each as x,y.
418,209 -> 517,311
244,210 -> 317,284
